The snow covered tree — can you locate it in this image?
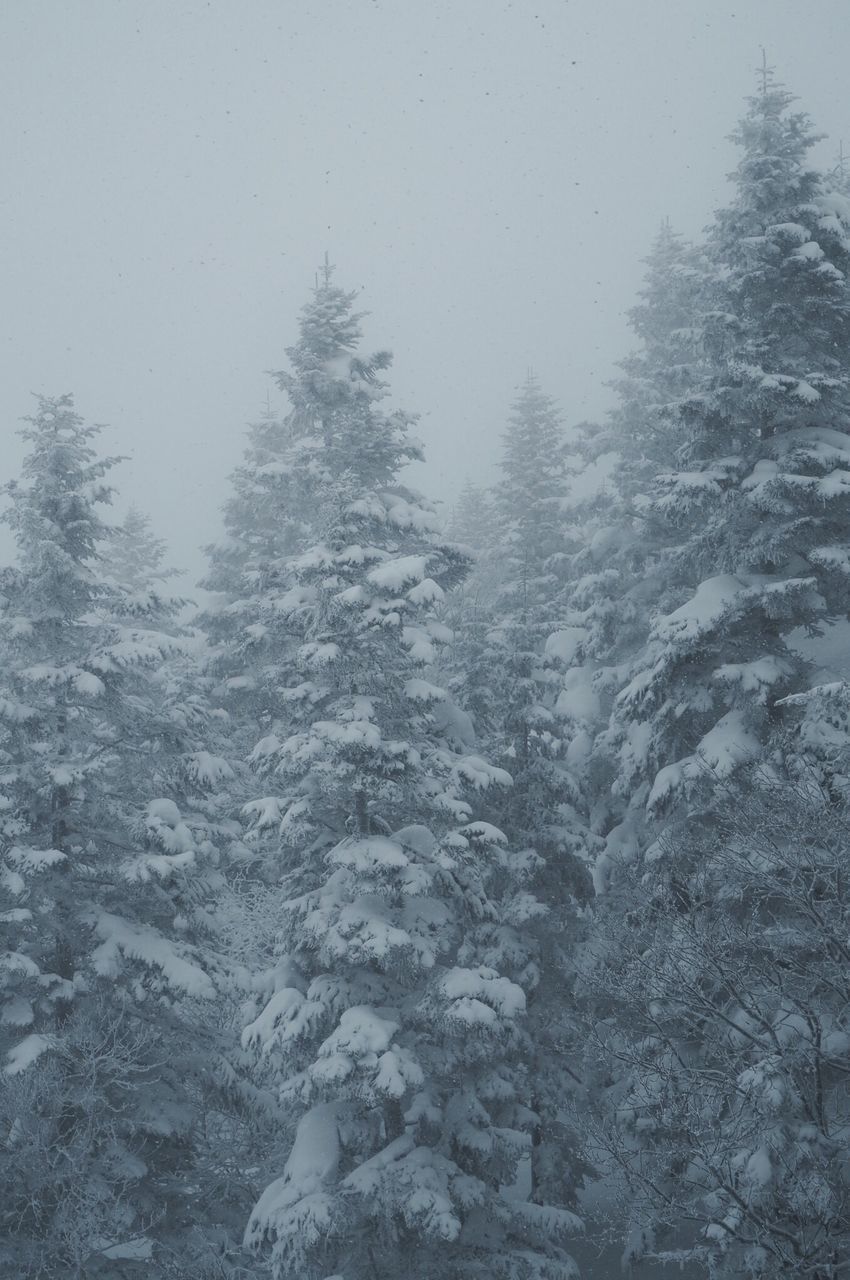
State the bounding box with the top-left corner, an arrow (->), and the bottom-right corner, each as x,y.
238,275 -> 583,1280
444,476 -> 503,624
495,374 -> 571,598
567,69 -> 850,1275
201,265 -> 425,868
584,768 -> 850,1278
586,72 -> 850,885
446,477 -> 500,559
105,505 -> 240,857
105,504 -> 178,596
438,384 -> 595,1216
475,375 -> 590,884
483,377 -> 593,1208
441,379 -> 588,869
548,219 -> 712,890
589,220 -> 708,481
0,397 -> 249,1277
439,481 -> 504,759
200,399 -> 311,820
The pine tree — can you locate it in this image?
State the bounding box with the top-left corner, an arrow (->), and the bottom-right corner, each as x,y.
238,274 -> 582,1280
576,69 -> 850,1272
439,383 -> 594,1214
585,769 -> 850,1277
487,375 -> 588,865
590,71 -> 850,881
99,501 -> 241,883
200,399 -> 310,802
496,375 -> 571,596
448,377 -> 592,890
446,477 -> 499,556
553,221 -> 711,887
488,376 -> 594,1204
201,266 -> 425,868
105,504 -> 178,596
595,219 -> 708,478
439,481 -> 503,758
0,397 -> 245,1277
444,476 -> 503,621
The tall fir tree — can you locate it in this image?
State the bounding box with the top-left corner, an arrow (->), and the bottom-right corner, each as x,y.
559,220 -> 711,885
488,374 -> 589,871
488,376 -> 593,1207
235,273 -> 583,1280
105,504 -> 178,597
0,398 -> 252,1278
577,70 -> 850,1273
586,72 -> 850,885
200,398 -> 311,825
201,264 -> 425,869
585,770 -> 850,1278
440,480 -> 503,757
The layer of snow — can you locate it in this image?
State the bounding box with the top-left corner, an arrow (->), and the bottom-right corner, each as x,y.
7,845 -> 66,872
245,1103 -> 342,1252
367,554 -> 431,592
404,677 -> 446,703
460,820 -> 507,844
713,656 -> 791,698
407,577 -> 445,605
5,1032 -> 54,1075
92,913 -> 215,998
545,627 -> 585,666
440,966 -> 525,1022
557,666 -> 600,722
185,751 -> 235,786
696,710 -> 760,776
654,575 -> 750,643
242,986 -> 320,1055
102,1238 -> 154,1261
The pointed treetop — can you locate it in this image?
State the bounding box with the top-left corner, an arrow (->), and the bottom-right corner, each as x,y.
5,394 -> 119,568
107,504 -> 177,591
759,47 -> 770,97
624,218 -> 700,351
723,69 -> 823,224
828,139 -> 850,195
652,215 -> 682,258
737,55 -> 800,126
648,216 -> 685,260
291,261 -> 364,366
270,265 -> 422,489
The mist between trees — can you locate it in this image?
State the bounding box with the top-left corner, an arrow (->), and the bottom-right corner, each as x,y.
4,69 -> 850,1280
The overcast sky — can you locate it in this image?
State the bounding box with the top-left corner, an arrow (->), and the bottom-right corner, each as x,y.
1,0 -> 849,586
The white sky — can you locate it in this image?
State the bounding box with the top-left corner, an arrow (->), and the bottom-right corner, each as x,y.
1,0 -> 849,587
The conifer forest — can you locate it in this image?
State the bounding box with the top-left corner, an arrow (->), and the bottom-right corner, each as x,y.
4,5 -> 850,1279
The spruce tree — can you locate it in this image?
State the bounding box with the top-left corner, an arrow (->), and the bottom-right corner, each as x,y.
586,770 -> 850,1277
440,481 -> 503,762
589,72 -> 850,881
105,504 -> 178,597
488,375 -> 588,869
0,397 -> 243,1277
577,70 -> 850,1272
200,399 -> 310,810
596,219 -> 708,480
555,220 -> 711,888
237,274 -> 582,1280
201,265 -> 425,868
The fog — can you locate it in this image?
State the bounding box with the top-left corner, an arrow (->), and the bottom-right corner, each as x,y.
1,0 -> 848,588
